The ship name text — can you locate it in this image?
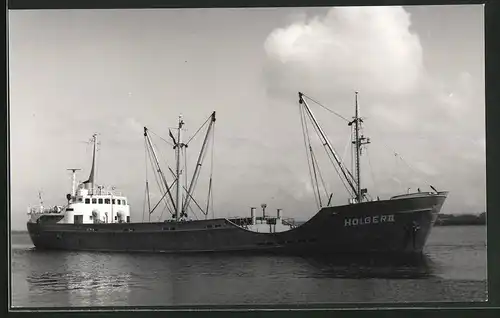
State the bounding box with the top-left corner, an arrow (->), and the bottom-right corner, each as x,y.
344,214 -> 395,227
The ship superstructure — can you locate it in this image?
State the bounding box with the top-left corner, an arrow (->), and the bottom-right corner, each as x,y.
27,134 -> 131,226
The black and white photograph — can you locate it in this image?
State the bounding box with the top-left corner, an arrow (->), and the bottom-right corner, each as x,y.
8,4 -> 486,308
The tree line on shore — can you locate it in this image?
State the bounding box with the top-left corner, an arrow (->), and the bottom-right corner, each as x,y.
434,212 -> 486,226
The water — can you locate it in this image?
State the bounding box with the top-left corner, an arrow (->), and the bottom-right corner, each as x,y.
10,226 -> 487,308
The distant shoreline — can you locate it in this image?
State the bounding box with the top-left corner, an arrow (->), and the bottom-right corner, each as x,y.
434,213 -> 486,226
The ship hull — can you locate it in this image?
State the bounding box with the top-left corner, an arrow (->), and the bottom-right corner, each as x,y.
26,193 -> 447,255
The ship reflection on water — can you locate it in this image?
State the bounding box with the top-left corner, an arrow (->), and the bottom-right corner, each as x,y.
22,250 -> 135,307
19,249 -> 439,307
23,250 -> 437,290
300,253 -> 437,279
13,226 -> 486,307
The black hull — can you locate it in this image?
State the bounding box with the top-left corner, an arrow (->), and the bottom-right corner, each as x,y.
27,193 -> 447,255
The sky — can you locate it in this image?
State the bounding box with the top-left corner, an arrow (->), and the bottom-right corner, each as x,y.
8,5 -> 485,230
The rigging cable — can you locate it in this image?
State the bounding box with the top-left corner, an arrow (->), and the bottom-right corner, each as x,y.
185,114 -> 212,146
341,128 -> 352,166
181,120 -> 214,215
184,145 -> 188,211
166,165 -> 206,216
303,93 -> 357,188
301,93 -> 350,122
149,129 -> 175,148
206,124 -> 215,218
305,102 -> 356,189
147,142 -> 169,210
151,136 -> 178,213
304,107 -> 354,198
188,204 -> 199,220
312,147 -> 330,202
142,139 -> 148,222
300,107 -> 327,203
366,148 -> 378,197
145,139 -> 152,222
150,180 -> 176,215
146,137 -> 175,217
157,199 -> 169,222
350,125 -> 354,177
301,105 -> 321,208
210,124 -> 215,220
369,127 -> 433,188
186,123 -> 212,212
95,134 -> 100,190
309,146 -> 323,207
299,102 -> 320,209
309,145 -> 329,205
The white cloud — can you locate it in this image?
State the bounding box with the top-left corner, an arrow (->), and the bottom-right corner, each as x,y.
264,6 -> 424,98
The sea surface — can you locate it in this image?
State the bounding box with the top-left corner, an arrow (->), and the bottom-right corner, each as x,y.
10,226 -> 487,308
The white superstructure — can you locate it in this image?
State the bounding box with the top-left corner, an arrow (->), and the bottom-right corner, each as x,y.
62,185 -> 131,224
27,134 -> 131,225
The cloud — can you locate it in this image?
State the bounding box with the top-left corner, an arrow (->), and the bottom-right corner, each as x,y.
263,6 -> 424,98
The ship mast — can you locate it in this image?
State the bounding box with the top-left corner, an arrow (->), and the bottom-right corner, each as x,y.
348,92 -> 370,203
175,115 -> 185,221
83,133 -> 98,191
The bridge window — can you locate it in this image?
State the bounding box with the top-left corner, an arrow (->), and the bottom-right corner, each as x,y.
123,200 -> 127,205
89,215 -> 93,220
85,198 -> 90,204
92,198 -> 97,204
78,197 -> 83,202
104,198 -> 110,204
98,198 -> 103,204
112,199 -> 116,204
127,216 -> 130,223
117,199 -> 121,205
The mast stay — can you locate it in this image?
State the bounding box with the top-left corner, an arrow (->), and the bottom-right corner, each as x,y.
298,92 -> 370,204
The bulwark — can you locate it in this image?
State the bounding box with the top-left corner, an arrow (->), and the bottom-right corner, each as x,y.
344,214 -> 395,227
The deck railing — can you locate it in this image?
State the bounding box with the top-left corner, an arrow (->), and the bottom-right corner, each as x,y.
82,187 -> 123,196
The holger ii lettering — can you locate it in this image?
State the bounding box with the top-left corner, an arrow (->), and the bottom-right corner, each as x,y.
343,214 -> 395,227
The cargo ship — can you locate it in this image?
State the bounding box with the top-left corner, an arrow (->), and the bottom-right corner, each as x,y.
26,92 -> 448,255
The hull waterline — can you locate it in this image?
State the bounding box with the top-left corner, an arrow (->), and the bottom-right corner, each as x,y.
27,192 -> 447,255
